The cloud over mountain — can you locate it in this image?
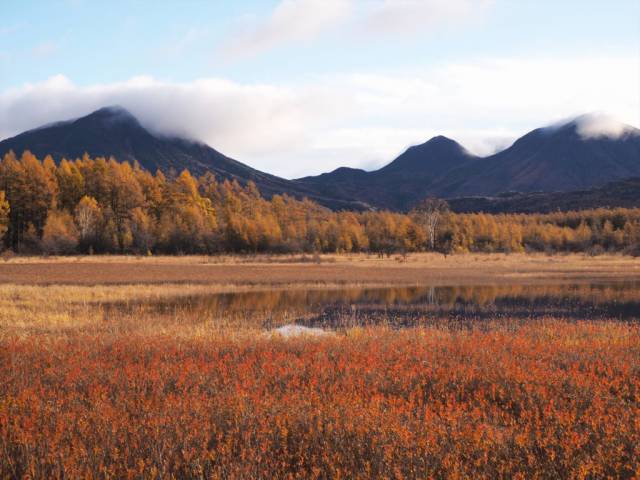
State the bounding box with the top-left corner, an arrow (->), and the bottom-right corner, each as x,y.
0,56 -> 637,178
574,113 -> 639,140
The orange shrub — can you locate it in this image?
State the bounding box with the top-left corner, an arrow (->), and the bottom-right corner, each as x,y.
1,321 -> 639,479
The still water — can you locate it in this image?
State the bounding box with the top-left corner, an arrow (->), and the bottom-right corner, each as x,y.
106,281 -> 640,329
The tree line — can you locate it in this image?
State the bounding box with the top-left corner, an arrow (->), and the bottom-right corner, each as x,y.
0,151 -> 639,256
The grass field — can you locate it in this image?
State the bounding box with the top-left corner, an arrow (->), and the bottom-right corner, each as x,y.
1,254 -> 639,478
1,252 -> 639,285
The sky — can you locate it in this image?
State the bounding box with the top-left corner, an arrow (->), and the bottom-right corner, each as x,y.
0,0 -> 639,178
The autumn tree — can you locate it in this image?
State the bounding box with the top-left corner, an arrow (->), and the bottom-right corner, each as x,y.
157,170 -> 217,253
56,159 -> 84,211
74,196 -> 102,252
0,151 -> 55,250
0,191 -> 9,244
130,207 -> 155,253
105,159 -> 144,251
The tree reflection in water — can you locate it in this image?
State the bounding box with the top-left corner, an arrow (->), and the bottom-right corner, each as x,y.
101,281 -> 640,330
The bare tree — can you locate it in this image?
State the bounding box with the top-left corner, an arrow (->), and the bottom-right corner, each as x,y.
74,195 -> 101,247
413,197 -> 450,250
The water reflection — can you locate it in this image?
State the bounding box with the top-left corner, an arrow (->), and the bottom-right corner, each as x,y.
103,281 -> 640,329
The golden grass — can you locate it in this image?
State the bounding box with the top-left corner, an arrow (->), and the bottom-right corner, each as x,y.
1,252 -> 639,286
2,278 -> 638,339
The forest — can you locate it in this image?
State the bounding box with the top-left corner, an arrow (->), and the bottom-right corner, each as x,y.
1,150 -> 639,256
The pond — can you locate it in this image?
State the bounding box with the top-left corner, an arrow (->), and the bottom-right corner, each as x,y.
103,281 -> 640,330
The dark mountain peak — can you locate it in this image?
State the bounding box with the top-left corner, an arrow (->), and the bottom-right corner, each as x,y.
91,104 -> 131,116
544,113 -> 640,140
505,115 -> 640,155
330,166 -> 367,175
505,120 -> 588,152
296,166 -> 366,183
0,105 -> 365,211
379,135 -> 474,175
425,135 -> 458,145
429,114 -> 640,198
79,105 -> 143,130
404,135 -> 470,158
297,133 -> 479,210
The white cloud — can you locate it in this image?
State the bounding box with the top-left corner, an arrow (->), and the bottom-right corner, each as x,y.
0,56 -> 638,178
363,0 -> 494,35
573,113 -> 639,139
221,0 -> 351,58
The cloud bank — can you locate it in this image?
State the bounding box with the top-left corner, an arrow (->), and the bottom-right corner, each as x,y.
0,56 -> 637,178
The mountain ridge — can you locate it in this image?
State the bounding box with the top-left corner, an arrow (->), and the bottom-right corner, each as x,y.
0,106 -> 363,210
428,118 -> 640,198
1,107 -> 639,212
297,134 -> 478,210
299,115 -> 640,209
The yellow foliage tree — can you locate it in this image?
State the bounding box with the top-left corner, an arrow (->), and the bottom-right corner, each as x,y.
0,191 -> 9,244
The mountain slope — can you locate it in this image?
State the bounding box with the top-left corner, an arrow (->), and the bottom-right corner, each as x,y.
300,115 -> 640,209
448,177 -> 640,214
298,136 -> 478,210
2,108 -> 639,212
0,106 -> 360,209
430,117 -> 640,198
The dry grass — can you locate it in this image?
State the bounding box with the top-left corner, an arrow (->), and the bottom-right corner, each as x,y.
2,279 -> 638,339
1,252 -> 639,286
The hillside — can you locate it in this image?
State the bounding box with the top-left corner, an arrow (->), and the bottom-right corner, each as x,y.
299,116 -> 640,210
297,136 -> 477,210
2,108 -> 639,212
431,117 -> 640,198
0,106 -> 362,210
448,177 -> 640,214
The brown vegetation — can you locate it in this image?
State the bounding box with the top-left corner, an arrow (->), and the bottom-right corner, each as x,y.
0,253 -> 639,286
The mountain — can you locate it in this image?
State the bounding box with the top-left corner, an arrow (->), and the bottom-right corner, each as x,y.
448,177 -> 640,214
0,106 -> 361,210
297,136 -> 478,210
430,116 -> 640,198
2,108 -> 639,212
299,115 -> 640,210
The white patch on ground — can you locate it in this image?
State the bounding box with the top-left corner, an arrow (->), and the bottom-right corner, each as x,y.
271,324 -> 329,338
